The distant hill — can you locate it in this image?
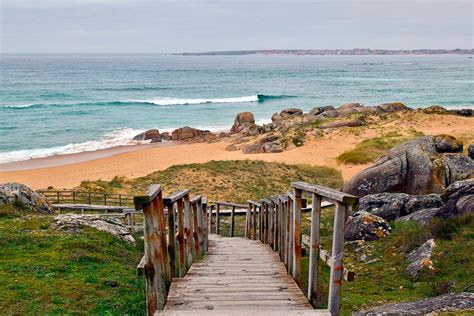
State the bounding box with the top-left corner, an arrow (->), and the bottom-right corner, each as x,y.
177,48 -> 474,56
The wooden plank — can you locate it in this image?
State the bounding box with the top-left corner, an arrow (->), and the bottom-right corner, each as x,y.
231,206 -> 236,237
216,204 -> 220,234
164,190 -> 190,204
192,203 -> 201,258
190,195 -> 202,204
137,255 -> 146,276
134,184 -> 162,206
308,194 -> 322,303
167,203 -> 176,279
291,182 -> 358,205
184,194 -> 194,270
328,202 -> 347,315
293,188 -> 302,286
177,199 -> 185,277
215,201 -> 248,208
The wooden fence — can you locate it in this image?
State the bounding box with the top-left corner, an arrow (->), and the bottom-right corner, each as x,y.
39,190 -> 134,206
238,182 -> 358,315
134,186 -> 209,315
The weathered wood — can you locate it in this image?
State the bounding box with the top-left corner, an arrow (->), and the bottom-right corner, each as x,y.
184,194 -> 194,269
197,201 -> 205,256
164,189 -> 190,204
142,192 -> 166,314
292,188 -> 302,286
134,184 -> 162,206
292,182 -> 358,205
154,196 -> 171,290
216,201 -> 248,208
163,234 -> 314,313
259,204 -> 263,242
167,203 -> 176,278
308,194 -> 322,303
190,194 -> 202,204
245,204 -> 251,238
177,199 -> 186,277
252,203 -> 257,240
216,204 -> 220,234
192,202 -> 201,257
231,206 -> 236,237
287,197 -> 294,274
328,202 -> 347,315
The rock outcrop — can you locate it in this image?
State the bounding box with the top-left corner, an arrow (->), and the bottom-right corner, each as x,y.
406,239 -> 436,276
271,108 -> 303,122
343,135 -> 473,197
319,118 -> 365,129
51,214 -> 135,244
397,208 -> 438,225
133,129 -> 160,141
0,183 -> 54,214
241,143 -> 264,154
436,179 -> 474,219
171,126 -> 217,142
358,193 -> 443,221
469,144 -> 474,159
230,112 -> 255,133
377,102 -> 410,113
355,292 -> 474,315
344,211 -> 391,241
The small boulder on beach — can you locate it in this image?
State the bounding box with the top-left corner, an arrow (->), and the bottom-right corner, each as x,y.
133,129 -> 160,141
230,112 -> 255,133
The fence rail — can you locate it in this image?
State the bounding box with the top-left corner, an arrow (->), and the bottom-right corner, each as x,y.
39,190 -> 134,206
134,186 -> 209,315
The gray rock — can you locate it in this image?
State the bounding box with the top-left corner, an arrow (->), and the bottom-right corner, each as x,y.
225,144 -> 238,151
308,105 -> 335,117
377,102 -> 410,113
230,112 -> 255,133
423,105 -> 449,114
344,211 -> 391,241
436,179 -> 474,219
355,292 -> 474,315
280,108 -> 303,118
406,239 -> 436,276
319,118 -> 365,129
397,208 -> 438,226
314,109 -> 340,119
342,135 -> 472,197
133,129 -> 160,141
51,214 -> 136,244
262,142 -> 284,153
449,108 -> 473,116
0,182 -> 54,214
469,144 -> 474,159
241,143 -> 264,154
359,193 -> 443,221
338,102 -> 362,110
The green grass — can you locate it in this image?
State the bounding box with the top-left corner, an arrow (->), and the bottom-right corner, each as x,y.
0,205 -> 145,315
336,132 -> 411,165
77,160 -> 343,204
298,208 -> 474,314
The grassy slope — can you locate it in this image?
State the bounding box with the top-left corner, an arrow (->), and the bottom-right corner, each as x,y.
0,205 -> 145,315
78,160 -> 343,203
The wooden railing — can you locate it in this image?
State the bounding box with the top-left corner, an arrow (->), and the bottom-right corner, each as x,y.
39,190 -> 134,206
134,186 -> 209,315
210,201 -> 247,236
241,182 -> 358,316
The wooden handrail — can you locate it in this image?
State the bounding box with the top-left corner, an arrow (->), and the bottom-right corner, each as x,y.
190,195 -> 202,204
215,201 -> 247,208
292,181 -> 358,204
135,186 -> 209,315
39,190 -> 134,206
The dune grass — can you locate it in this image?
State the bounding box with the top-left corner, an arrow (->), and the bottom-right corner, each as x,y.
77,160 -> 344,203
336,132 -> 411,165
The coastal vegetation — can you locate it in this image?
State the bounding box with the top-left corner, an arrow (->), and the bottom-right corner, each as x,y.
336,132 -> 411,165
77,160 -> 343,203
0,204 -> 145,315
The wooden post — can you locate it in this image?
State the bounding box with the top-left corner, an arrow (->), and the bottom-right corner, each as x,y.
184,194 -> 194,269
119,194 -> 122,206
208,205 -> 213,235
293,188 -> 302,285
259,205 -> 263,242
216,204 -> 220,234
103,193 -> 107,205
269,204 -> 274,248
252,204 -> 257,240
198,201 -> 205,255
72,191 -> 76,204
288,198 -> 293,274
231,206 -> 236,237
153,196 -> 171,290
57,191 -> 60,203
88,192 -> 91,204
177,199 -> 185,277
167,203 -> 176,278
192,203 -> 200,256
264,204 -> 269,244
245,204 -> 251,238
282,201 -> 287,266
308,194 -> 322,303
328,202 -> 347,316
137,187 -> 167,314
202,202 -> 208,252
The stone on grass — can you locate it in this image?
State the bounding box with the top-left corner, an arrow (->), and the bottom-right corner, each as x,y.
406,239 -> 436,276
344,211 -> 391,241
0,182 -> 54,214
51,214 -> 135,244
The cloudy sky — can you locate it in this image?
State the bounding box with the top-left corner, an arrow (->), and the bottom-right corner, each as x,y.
1,0 -> 472,53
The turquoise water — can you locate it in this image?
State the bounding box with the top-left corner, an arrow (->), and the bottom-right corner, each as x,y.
1,54 -> 473,163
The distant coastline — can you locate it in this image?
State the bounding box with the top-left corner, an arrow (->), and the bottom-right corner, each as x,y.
177,48 -> 474,56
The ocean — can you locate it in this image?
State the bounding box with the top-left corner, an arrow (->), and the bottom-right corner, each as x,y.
1,53 -> 473,164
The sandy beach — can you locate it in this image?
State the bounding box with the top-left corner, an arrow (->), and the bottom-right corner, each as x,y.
1,113 -> 472,190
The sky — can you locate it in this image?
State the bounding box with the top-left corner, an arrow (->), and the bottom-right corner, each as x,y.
1,0 -> 473,53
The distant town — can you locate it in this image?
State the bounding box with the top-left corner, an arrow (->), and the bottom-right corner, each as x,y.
178,49 -> 474,56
